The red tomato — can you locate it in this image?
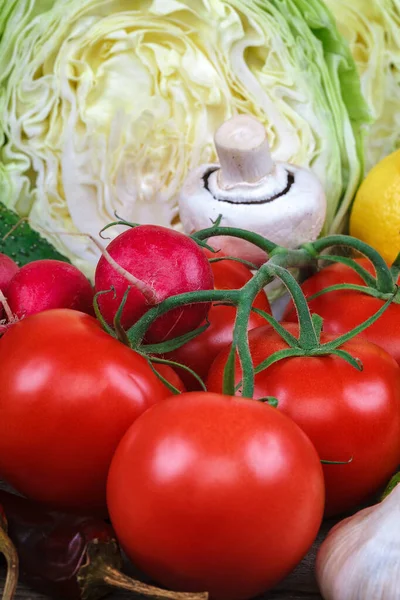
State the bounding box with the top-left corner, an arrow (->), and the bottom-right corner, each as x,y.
0,309 -> 180,512
107,392 -> 324,600
166,252 -> 271,389
207,324 -> 400,516
284,258 -> 400,364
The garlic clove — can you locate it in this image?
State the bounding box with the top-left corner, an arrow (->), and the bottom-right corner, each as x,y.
316,483 -> 400,600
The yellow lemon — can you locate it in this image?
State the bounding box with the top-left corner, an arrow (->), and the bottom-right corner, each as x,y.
350,149 -> 400,264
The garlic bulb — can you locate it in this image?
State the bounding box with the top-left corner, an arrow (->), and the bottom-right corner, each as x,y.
316,483 -> 400,600
178,115 -> 327,265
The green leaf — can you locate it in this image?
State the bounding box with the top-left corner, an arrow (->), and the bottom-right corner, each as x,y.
284,0 -> 370,234
324,0 -> 400,173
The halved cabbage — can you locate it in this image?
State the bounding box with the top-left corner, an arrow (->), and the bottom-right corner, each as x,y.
325,0 -> 400,172
0,0 -> 369,273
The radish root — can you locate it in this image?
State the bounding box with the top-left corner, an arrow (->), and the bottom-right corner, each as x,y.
0,291 -> 20,333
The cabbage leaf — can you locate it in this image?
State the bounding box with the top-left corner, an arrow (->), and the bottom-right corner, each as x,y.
0,0 -> 369,273
325,0 -> 400,172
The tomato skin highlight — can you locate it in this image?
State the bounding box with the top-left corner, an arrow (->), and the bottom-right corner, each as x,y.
167,252 -> 271,388
107,392 -> 325,600
207,324 -> 400,517
0,309 -> 178,512
284,259 -> 400,364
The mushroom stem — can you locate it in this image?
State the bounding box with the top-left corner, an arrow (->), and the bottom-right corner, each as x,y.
214,115 -> 274,189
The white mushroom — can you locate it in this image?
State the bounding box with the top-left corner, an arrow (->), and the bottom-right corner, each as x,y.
178,115 -> 327,265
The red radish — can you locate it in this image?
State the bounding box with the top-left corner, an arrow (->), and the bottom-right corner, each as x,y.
0,253 -> 19,293
94,225 -> 214,343
7,260 -> 94,318
0,253 -> 19,319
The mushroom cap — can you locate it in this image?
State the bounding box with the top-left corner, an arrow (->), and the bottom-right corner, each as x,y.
178,162 -> 327,265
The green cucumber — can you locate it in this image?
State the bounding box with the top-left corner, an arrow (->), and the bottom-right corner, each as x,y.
0,205 -> 69,265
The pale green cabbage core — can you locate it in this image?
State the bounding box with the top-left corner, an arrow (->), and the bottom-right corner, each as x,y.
325,0 -> 400,172
0,0 -> 369,274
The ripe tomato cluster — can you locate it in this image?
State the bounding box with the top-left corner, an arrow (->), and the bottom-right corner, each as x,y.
0,223 -> 399,600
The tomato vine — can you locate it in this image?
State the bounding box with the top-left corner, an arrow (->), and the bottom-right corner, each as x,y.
97,216 -> 399,397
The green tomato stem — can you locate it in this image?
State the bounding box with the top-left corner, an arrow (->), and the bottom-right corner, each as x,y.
148,355 -> 207,392
99,218 -> 139,238
119,225 -> 398,398
141,322 -> 211,355
192,224 -> 278,254
310,235 -> 395,294
208,256 -> 259,271
307,283 -> 398,302
145,358 -> 182,395
315,291 -> 397,352
219,246 -> 317,396
264,261 -> 318,351
222,345 -> 237,396
233,298 -> 256,398
93,289 -> 118,338
390,252 -> 400,282
126,289 -> 240,347
316,254 -> 377,287
250,308 -> 300,347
